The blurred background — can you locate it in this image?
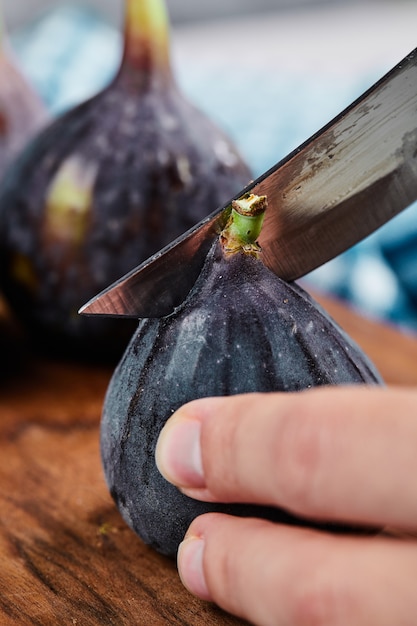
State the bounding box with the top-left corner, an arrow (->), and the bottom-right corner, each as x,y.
3,0 -> 383,28
2,0 -> 417,330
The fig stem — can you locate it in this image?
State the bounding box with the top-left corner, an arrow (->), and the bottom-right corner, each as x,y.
122,0 -> 171,76
220,193 -> 267,258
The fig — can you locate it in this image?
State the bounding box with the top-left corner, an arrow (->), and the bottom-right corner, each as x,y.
0,294 -> 26,379
0,14 -> 49,369
101,193 -> 383,558
0,0 -> 251,361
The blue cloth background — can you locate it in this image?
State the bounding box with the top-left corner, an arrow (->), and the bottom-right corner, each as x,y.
10,5 -> 417,331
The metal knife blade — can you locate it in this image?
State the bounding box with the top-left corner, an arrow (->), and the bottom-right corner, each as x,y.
80,47 -> 417,319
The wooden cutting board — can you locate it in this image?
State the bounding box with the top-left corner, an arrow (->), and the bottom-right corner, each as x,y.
1,293 -> 416,625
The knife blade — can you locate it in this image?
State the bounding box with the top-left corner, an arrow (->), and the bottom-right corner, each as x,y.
80,47 -> 417,319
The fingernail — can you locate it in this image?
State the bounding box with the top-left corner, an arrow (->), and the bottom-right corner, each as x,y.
155,413 -> 205,488
178,536 -> 212,601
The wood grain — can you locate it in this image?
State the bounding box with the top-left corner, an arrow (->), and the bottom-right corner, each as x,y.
1,294 -> 417,625
0,356 -> 248,626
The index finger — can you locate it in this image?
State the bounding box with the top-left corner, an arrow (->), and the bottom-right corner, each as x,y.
156,386 -> 417,530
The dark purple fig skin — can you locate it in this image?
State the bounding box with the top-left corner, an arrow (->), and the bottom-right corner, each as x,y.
101,242 -> 383,557
0,70 -> 251,361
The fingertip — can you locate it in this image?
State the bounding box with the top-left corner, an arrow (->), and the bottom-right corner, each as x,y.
155,411 -> 205,489
177,535 -> 213,602
155,395 -> 233,487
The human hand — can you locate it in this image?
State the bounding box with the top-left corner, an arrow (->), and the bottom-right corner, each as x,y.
156,386 -> 417,626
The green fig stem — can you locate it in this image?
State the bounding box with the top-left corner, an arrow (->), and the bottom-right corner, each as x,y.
220,193 -> 267,258
121,0 -> 171,79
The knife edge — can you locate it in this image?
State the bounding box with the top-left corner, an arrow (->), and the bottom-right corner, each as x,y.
80,47 -> 417,318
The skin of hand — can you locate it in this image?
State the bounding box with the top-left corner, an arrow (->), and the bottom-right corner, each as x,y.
155,386 -> 417,626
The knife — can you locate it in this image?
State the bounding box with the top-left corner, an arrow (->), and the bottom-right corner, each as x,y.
80,47 -> 417,319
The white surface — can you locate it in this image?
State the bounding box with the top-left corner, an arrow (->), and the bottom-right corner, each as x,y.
170,1 -> 417,78
1,0 -> 354,29
4,0 -> 417,76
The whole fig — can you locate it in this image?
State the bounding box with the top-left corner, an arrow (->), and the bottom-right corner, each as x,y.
101,194 -> 383,557
0,0 -> 251,361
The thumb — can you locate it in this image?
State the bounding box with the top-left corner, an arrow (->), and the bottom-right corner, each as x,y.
156,386 -> 417,529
